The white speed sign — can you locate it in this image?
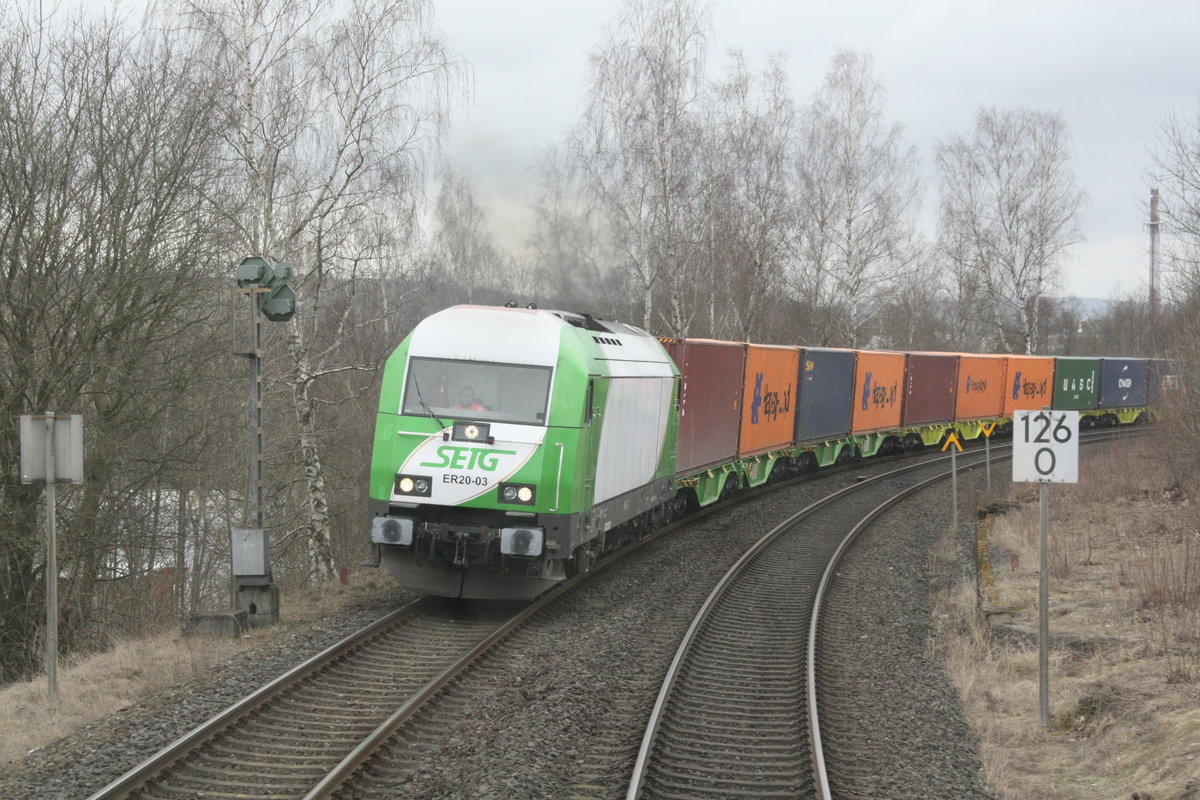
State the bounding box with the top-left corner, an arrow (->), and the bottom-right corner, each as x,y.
1012,410 -> 1079,483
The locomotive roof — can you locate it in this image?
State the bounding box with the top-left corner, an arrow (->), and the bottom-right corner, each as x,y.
407,305 -> 672,375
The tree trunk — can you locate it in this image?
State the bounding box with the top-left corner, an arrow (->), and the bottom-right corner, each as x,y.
175,485 -> 188,620
287,325 -> 336,582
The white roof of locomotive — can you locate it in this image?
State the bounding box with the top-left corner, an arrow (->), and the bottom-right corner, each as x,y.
409,305 -> 564,366
408,305 -> 674,376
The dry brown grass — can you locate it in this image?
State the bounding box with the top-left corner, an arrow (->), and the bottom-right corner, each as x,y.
0,569 -> 391,768
937,438 -> 1200,799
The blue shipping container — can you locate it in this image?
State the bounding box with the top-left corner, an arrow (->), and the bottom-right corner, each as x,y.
1100,358 -> 1150,408
795,348 -> 856,443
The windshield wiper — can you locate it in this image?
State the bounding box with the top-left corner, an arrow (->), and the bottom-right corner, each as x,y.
411,374 -> 449,429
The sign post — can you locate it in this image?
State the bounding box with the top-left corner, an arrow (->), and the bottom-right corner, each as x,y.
19,413 -> 84,703
942,431 -> 964,535
980,421 -> 999,491
1012,408 -> 1079,730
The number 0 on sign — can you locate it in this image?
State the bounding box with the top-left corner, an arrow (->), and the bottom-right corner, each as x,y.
1012,410 -> 1079,484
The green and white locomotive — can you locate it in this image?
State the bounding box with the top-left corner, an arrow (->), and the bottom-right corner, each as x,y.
367,305 -> 680,599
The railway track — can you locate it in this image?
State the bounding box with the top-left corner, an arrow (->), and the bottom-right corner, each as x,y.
625,428 -> 1135,800
85,596 -> 522,799
87,428 -> 1136,800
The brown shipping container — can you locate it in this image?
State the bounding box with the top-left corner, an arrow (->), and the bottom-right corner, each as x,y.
663,338 -> 745,474
902,353 -> 958,426
955,355 -> 1006,420
851,350 -> 906,434
738,344 -> 800,457
1003,355 -> 1055,415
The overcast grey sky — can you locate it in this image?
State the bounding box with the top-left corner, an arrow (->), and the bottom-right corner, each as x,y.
433,0 -> 1200,300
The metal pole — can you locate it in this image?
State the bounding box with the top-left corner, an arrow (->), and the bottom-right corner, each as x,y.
1149,188 -> 1161,321
1039,480 -> 1050,730
984,432 -> 991,491
950,439 -> 958,535
44,412 -> 59,702
248,292 -> 263,530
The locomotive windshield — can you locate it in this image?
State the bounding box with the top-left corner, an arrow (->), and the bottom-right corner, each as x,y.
402,357 -> 553,425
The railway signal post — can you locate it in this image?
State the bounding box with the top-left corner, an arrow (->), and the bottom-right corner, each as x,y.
1012,408 -> 1079,730
232,257 -> 295,627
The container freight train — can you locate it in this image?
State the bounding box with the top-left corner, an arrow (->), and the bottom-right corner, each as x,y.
366,305 -> 1161,599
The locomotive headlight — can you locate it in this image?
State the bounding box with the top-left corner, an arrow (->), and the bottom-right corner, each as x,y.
394,473 -> 432,497
498,482 -> 536,506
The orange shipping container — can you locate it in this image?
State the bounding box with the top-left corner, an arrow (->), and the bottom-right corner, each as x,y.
851,350 -> 906,434
738,344 -> 800,456
955,355 -> 1006,420
1003,355 -> 1056,415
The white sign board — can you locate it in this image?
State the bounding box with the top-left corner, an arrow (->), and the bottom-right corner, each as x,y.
19,414 -> 84,484
1012,410 -> 1079,483
231,528 -> 269,576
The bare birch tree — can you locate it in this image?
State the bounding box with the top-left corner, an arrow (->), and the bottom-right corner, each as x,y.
790,50 -> 920,347
528,145 -> 610,311
697,52 -> 796,340
1149,102 -> 1200,308
430,165 -> 505,303
573,0 -> 709,334
936,107 -> 1085,354
175,0 -> 458,580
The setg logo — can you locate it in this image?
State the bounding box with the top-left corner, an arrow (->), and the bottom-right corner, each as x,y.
399,429 -> 544,505
420,446 -> 517,471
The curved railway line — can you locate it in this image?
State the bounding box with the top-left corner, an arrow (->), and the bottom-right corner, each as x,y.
86,428 -> 1138,800
625,428 -> 1134,800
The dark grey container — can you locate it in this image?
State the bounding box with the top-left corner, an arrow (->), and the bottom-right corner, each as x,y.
795,347 -> 856,443
1099,358 -> 1149,408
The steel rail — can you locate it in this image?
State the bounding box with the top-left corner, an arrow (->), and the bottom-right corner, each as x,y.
85,596 -> 428,800
626,426 -> 1136,799
623,443 -> 1000,799
806,470 -> 965,798
805,427 -> 1131,800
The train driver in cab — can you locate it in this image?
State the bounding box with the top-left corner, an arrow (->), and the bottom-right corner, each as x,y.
454,385 -> 487,411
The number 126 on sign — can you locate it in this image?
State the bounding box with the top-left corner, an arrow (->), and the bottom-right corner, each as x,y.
1012,410 -> 1079,484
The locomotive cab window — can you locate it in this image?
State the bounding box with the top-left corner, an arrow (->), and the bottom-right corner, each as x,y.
401,357 -> 553,425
